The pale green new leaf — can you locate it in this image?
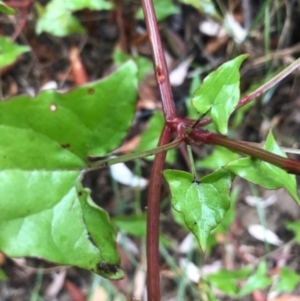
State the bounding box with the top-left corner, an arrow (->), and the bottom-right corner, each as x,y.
275,267 -> 300,293
0,37 -> 30,69
225,131 -> 300,203
239,261 -> 272,296
192,55 -> 248,134
36,0 -> 112,37
163,169 -> 233,250
206,266 -> 251,296
36,0 -> 85,37
0,1 -> 15,14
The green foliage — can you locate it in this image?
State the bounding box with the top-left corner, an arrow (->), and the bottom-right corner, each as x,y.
137,111 -> 175,163
285,221 -> 300,242
239,261 -> 272,296
163,169 -> 233,250
0,37 -> 31,69
178,0 -> 221,20
136,0 -> 179,21
192,55 -> 248,135
35,0 -> 112,37
225,131 -> 300,203
197,146 -> 239,170
186,75 -> 202,119
0,61 -> 137,278
275,267 -> 300,293
113,49 -> 152,82
0,1 -> 15,14
206,262 -> 276,297
206,266 -> 251,296
112,214 -> 146,237
0,268 -> 7,280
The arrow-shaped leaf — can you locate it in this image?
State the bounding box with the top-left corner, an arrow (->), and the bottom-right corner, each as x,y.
0,61 -> 137,279
163,169 -> 233,250
224,131 -> 300,203
192,54 -> 248,134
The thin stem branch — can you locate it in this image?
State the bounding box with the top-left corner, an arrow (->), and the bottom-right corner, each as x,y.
237,57 -> 300,109
147,125 -> 172,301
88,138 -> 181,170
141,0 -> 177,121
185,57 -> 300,128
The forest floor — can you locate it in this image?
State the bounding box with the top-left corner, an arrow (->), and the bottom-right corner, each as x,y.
1,1 -> 300,301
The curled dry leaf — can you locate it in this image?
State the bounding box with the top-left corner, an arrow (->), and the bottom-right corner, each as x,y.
270,296 -> 300,301
169,57 -> 193,86
179,258 -> 201,283
223,13 -> 247,44
244,195 -> 277,208
110,160 -> 148,188
179,233 -> 196,254
69,46 -> 88,85
45,269 -> 67,298
248,224 -> 283,246
65,280 -> 86,301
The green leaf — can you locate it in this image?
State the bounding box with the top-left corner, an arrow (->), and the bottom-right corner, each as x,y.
206,266 -> 251,296
186,75 -> 202,119
113,49 -> 152,82
0,268 -> 7,280
0,1 -> 15,14
163,169 -> 233,250
178,0 -> 221,20
136,0 -> 179,21
112,214 -> 146,237
192,55 -> 248,134
136,111 -> 175,163
239,261 -> 272,296
275,267 -> 300,293
197,146 -> 239,170
35,0 -> 112,37
0,62 -> 137,279
0,37 -> 30,69
0,172 -> 123,279
63,0 -> 112,11
225,131 -> 300,203
36,0 -> 85,37
1,61 -> 137,160
285,221 -> 300,243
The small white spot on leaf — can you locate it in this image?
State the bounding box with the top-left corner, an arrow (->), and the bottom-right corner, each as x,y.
50,104 -> 57,112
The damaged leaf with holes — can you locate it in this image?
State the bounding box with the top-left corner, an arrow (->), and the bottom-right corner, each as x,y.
0,61 -> 138,278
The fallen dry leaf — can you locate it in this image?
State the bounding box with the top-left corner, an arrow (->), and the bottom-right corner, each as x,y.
270,295 -> 300,301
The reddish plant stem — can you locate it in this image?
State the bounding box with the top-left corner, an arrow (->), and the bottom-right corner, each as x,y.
4,0 -> 34,8
147,125 -> 172,301
189,129 -> 300,175
141,0 -> 177,121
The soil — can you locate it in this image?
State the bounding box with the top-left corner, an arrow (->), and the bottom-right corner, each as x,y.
1,1 -> 300,301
